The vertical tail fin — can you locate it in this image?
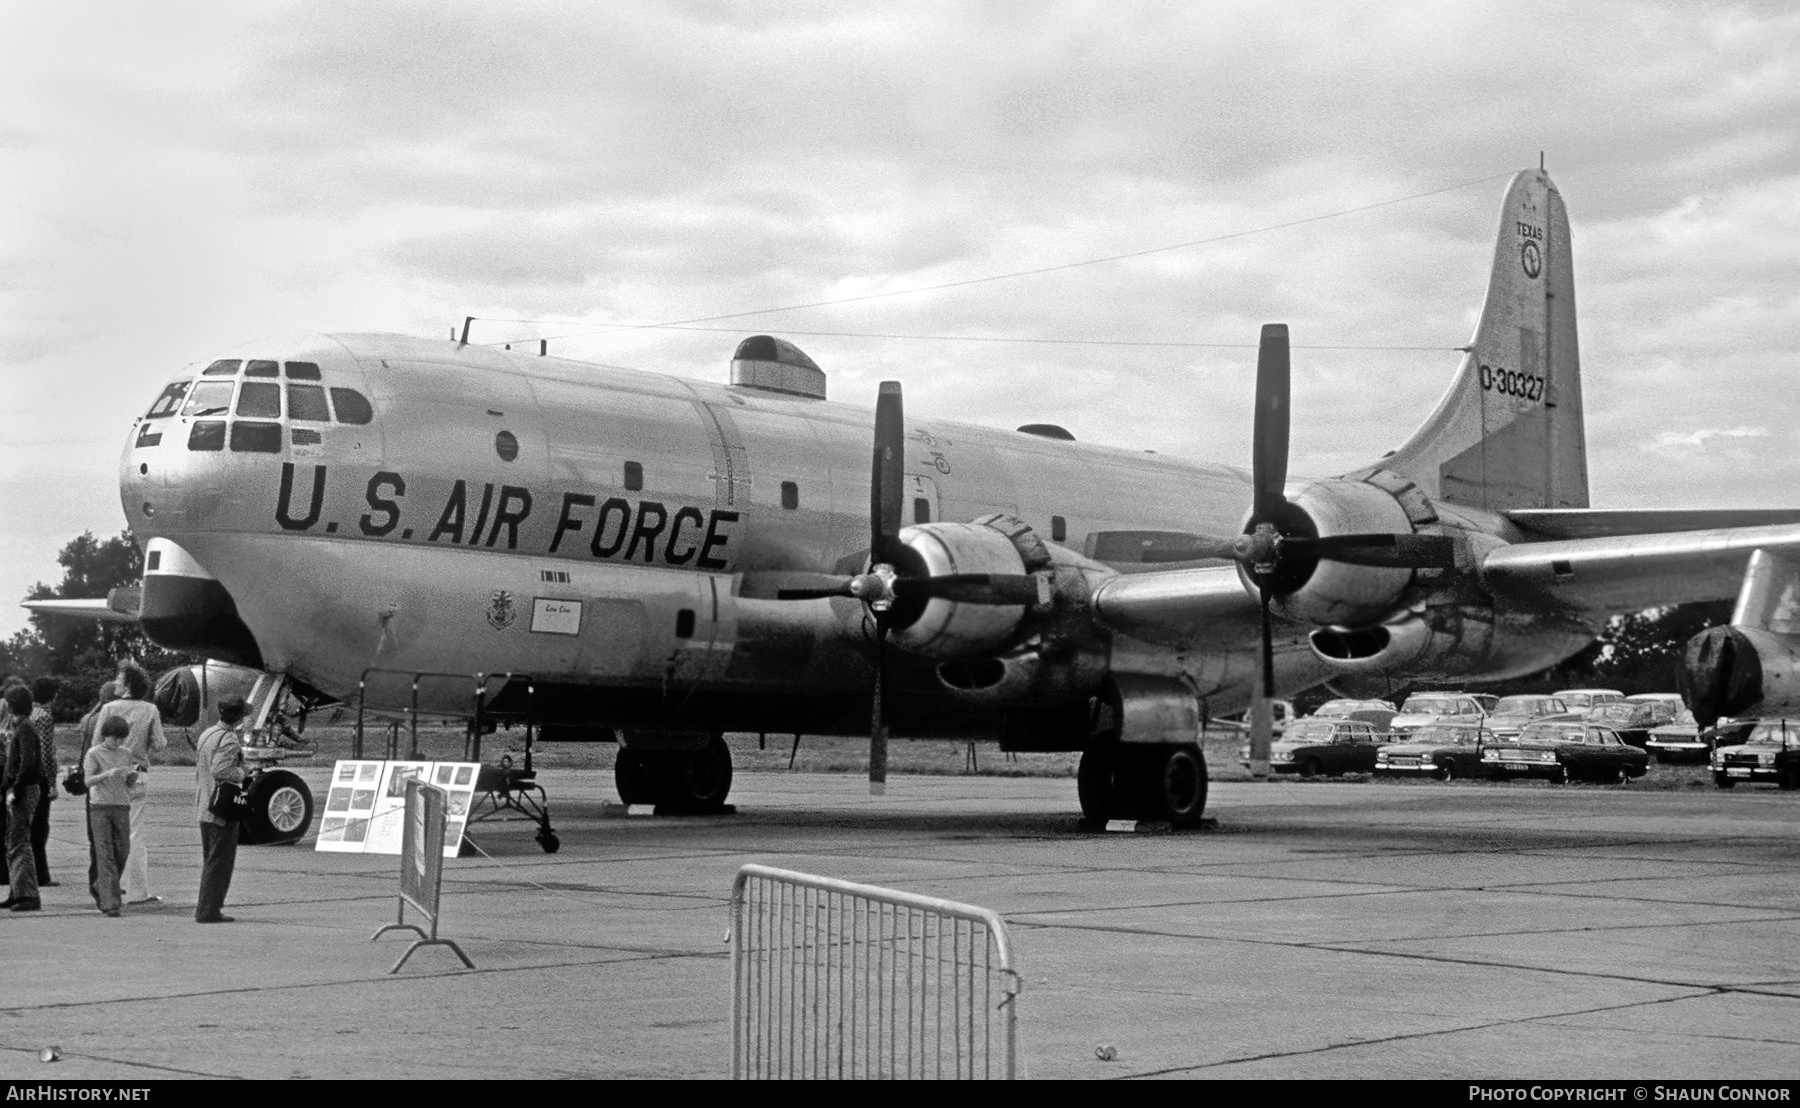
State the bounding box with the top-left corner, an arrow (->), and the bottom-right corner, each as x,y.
1366,169 -> 1588,510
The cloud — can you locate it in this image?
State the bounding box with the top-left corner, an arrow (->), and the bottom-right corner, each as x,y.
1646,426 -> 1771,452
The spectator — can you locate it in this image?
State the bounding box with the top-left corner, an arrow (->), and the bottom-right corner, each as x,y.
84,716 -> 135,916
28,676 -> 60,887
1,685 -> 42,910
194,695 -> 249,924
98,662 -> 167,906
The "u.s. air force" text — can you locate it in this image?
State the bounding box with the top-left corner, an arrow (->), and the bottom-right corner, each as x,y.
274,465 -> 739,571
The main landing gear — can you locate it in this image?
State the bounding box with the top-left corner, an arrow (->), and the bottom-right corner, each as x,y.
1078,736 -> 1209,828
614,734 -> 734,813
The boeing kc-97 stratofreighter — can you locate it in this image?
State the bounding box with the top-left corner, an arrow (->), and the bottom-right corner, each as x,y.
34,167 -> 1800,831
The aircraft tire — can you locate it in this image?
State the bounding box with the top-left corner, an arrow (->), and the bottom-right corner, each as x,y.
1145,744 -> 1208,828
655,736 -> 733,812
239,770 -> 313,846
615,750 -> 657,806
1077,742 -> 1119,822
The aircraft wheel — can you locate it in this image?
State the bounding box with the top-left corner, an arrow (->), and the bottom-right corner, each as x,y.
1145,744 -> 1208,827
1076,743 -> 1119,822
239,770 -> 313,846
656,736 -> 733,812
536,828 -> 561,853
1714,773 -> 1737,789
615,750 -> 657,806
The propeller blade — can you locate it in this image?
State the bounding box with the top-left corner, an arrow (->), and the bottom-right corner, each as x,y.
869,619 -> 889,795
1251,324 -> 1291,524
1289,532 -> 1457,569
871,381 -> 905,567
769,572 -> 858,600
894,573 -> 1045,606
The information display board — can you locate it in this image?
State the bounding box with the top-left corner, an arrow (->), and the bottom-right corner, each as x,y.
317,759 -> 479,857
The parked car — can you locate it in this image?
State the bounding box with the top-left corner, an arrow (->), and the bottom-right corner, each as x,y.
1552,688 -> 1625,712
1309,698 -> 1399,731
1710,719 -> 1800,789
1374,723 -> 1491,780
1583,701 -> 1664,748
1481,721 -> 1649,783
1644,707 -> 1707,763
1625,692 -> 1686,725
1485,695 -> 1573,740
1221,699 -> 1296,736
1471,693 -> 1500,713
1389,692 -> 1488,736
1243,718 -> 1387,778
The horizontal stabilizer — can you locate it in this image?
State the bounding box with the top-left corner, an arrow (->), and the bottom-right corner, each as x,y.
1506,509 -> 1800,541
1478,523 -> 1800,618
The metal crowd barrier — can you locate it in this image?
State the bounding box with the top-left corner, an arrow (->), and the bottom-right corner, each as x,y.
728,864 -> 1021,1080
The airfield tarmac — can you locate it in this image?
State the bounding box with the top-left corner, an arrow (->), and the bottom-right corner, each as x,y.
3,759 -> 1798,1081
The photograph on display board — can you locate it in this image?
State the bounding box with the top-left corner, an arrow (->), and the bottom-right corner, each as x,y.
325,789 -> 351,812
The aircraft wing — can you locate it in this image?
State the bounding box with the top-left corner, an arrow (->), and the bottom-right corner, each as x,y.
1477,522 -> 1800,618
1089,564 -> 1261,649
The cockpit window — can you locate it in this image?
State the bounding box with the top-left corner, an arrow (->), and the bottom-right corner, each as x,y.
145,380 -> 190,419
285,361 -> 322,380
181,381 -> 236,417
245,359 -> 279,377
287,384 -> 330,421
330,387 -> 373,425
236,382 -> 281,419
202,359 -> 241,376
229,421 -> 282,453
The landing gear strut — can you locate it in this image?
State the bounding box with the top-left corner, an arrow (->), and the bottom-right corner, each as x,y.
615,735 -> 734,813
1078,737 -> 1208,828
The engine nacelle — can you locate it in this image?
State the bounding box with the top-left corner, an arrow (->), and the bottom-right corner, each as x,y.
1257,477 -> 1427,628
890,520 -> 1035,658
1681,549 -> 1800,725
1682,626 -> 1800,726
1311,603 -> 1594,685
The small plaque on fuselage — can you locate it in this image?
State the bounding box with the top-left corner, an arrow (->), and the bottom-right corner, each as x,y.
531,597 -> 582,635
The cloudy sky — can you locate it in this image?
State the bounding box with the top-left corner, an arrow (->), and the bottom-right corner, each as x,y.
4,0 -> 1798,639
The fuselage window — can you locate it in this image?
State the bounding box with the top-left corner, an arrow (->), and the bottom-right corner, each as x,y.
284,361 -> 322,380
245,359 -> 280,377
781,480 -> 799,510
230,421 -> 283,453
188,420 -> 226,451
236,382 -> 281,419
1052,515 -> 1067,542
182,381 -> 236,418
495,430 -> 519,462
144,380 -> 190,418
202,359 -> 241,376
624,461 -> 644,491
287,384 -> 330,422
914,497 -> 931,524
329,388 -> 373,425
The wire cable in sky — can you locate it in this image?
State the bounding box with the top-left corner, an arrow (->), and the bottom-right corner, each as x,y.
471,169 -> 1515,348
539,323 -> 1456,352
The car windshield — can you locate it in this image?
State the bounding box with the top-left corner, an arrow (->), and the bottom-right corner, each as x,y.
1745,720 -> 1800,745
1588,704 -> 1644,724
1493,696 -> 1555,716
1402,697 -> 1463,715
1283,720 -> 1337,741
1662,708 -> 1696,727
1414,725 -> 1480,745
1315,699 -> 1379,717
1520,722 -> 1584,743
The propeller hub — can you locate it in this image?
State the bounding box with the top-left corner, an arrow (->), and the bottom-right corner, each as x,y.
849,565 -> 899,610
